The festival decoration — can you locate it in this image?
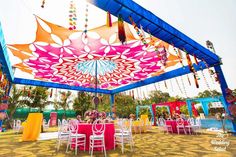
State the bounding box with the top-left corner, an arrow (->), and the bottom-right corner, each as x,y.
180,76 -> 188,97
84,3 -> 89,38
129,16 -> 147,45
50,89 -> 53,98
173,46 -> 184,67
175,78 -> 183,95
106,11 -> 112,27
0,103 -> 8,110
225,88 -> 236,118
164,80 -> 167,89
118,14 -> 126,44
68,0 -> 77,30
8,16 -> 182,90
193,55 -> 199,65
187,74 -> 191,86
41,0 -> 45,8
186,53 -> 199,88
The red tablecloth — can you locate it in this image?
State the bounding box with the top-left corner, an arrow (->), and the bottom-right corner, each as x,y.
77,123 -> 115,151
165,120 -> 189,134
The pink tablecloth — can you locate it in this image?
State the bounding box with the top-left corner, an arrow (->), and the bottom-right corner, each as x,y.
165,120 -> 189,133
78,123 -> 115,151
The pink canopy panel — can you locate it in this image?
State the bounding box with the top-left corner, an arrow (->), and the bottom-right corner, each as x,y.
8,16 -> 181,90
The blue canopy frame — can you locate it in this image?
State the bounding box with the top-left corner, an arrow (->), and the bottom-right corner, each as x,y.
0,0 -> 234,131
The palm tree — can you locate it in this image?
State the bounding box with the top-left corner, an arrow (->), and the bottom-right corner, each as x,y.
7,85 -> 26,120
58,91 -> 72,118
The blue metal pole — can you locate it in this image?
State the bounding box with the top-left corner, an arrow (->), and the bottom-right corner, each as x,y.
214,65 -> 236,132
110,94 -> 115,118
186,99 -> 193,117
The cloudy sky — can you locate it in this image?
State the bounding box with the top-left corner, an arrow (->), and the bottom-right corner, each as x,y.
0,0 -> 235,98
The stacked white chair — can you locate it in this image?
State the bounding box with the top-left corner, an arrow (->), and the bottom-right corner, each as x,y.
13,120 -> 22,134
158,118 -> 173,134
114,119 -> 134,154
89,119 -> 106,157
43,119 -> 50,131
146,118 -> 153,131
136,118 -> 144,134
66,119 -> 86,155
176,118 -> 187,135
195,117 -> 202,134
185,117 -> 196,134
56,119 -> 70,151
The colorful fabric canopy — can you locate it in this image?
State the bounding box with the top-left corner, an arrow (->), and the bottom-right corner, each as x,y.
8,16 -> 181,90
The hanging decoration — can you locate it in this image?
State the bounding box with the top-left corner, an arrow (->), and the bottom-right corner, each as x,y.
154,83 -> 158,91
173,46 -> 184,67
175,78 -> 183,95
68,0 -> 77,30
193,55 -> 199,65
118,15 -> 126,44
164,81 -> 167,89
41,0 -> 45,8
83,3 -> 89,38
50,89 -> 53,98
129,16 -> 147,45
187,74 -> 191,86
106,11 -> 112,27
203,60 -> 219,84
180,76 -> 188,98
156,46 -> 168,66
186,53 -> 199,88
201,70 -> 211,91
169,79 -> 174,92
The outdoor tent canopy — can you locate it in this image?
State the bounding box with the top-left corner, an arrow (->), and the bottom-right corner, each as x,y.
0,0 -> 233,129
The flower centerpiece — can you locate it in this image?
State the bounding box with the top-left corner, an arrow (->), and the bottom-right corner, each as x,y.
84,110 -> 107,123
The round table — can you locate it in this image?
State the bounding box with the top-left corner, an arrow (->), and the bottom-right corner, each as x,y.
165,120 -> 189,134
77,123 -> 115,151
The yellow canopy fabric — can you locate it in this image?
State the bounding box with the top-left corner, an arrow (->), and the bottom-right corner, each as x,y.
22,113 -> 43,141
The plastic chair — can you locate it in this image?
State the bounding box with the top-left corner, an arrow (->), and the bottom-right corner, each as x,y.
176,118 -> 186,134
114,119 -> 134,154
158,118 -> 173,134
66,120 -> 86,155
43,119 -> 50,131
56,120 -> 70,151
89,119 -> 106,157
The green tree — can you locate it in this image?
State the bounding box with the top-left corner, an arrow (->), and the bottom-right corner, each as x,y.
73,92 -> 92,117
115,94 -> 136,118
149,90 -> 170,104
197,90 -> 221,98
23,86 -> 51,112
7,85 -> 26,120
58,91 -> 72,117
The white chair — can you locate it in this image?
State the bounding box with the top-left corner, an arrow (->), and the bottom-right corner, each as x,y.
56,120 -> 70,151
195,118 -> 202,134
146,118 -> 153,131
158,118 -> 173,134
43,119 -> 50,131
114,119 -> 134,154
66,120 -> 86,155
89,119 -> 106,157
13,120 -> 22,134
176,118 -> 186,134
185,118 -> 196,134
136,118 -> 144,134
